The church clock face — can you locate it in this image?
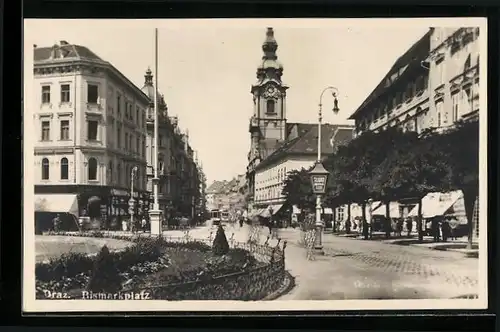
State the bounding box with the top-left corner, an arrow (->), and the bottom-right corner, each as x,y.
267,86 -> 276,95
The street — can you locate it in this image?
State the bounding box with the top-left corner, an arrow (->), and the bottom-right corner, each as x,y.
184,224 -> 479,300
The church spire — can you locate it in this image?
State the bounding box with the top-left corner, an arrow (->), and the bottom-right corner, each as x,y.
262,27 -> 278,60
256,27 -> 284,81
144,67 -> 153,86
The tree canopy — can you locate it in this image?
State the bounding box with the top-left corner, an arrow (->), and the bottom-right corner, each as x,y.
281,120 -> 480,243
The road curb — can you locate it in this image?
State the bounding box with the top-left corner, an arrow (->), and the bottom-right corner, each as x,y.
261,271 -> 296,301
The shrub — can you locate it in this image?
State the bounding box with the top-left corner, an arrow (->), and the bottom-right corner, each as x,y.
212,225 -> 229,256
36,252 -> 94,283
87,245 -> 122,293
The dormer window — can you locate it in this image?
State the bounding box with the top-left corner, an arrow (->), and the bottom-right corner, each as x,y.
266,99 -> 275,114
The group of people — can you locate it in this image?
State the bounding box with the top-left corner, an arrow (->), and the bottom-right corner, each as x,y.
428,216 -> 459,242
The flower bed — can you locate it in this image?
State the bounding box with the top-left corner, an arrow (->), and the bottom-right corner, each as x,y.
36,231 -> 287,300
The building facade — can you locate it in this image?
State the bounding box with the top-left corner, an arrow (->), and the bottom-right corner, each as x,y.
349,29 -> 432,136
141,68 -> 202,221
426,27 -> 480,128
33,41 -> 150,226
344,27 -> 481,232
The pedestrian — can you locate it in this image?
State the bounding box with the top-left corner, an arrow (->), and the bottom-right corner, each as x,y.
432,218 -> 440,242
268,219 -> 273,237
406,218 -> 413,237
441,218 -> 451,242
52,214 -> 61,232
141,216 -> 147,232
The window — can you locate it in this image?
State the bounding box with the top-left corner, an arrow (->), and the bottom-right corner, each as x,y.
41,158 -> 50,180
452,93 -> 460,121
87,84 -> 99,103
437,113 -> 441,127
88,157 -> 98,181
136,137 -> 140,155
129,104 -> 133,121
159,135 -> 163,147
60,120 -> 70,140
125,133 -> 129,150
41,121 -> 50,141
266,99 -> 275,113
109,161 -> 113,183
117,95 -> 121,116
42,86 -> 51,104
125,102 -> 129,119
136,107 -> 140,126
60,157 -> 69,180
87,120 -> 98,141
129,135 -> 133,152
60,84 -> 70,103
117,126 -> 121,148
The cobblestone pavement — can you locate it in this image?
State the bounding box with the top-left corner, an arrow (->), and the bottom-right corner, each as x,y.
97,224 -> 480,300
210,225 -> 480,300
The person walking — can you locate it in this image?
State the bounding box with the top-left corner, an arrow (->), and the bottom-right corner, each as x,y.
141,216 -> 147,233
52,214 -> 61,232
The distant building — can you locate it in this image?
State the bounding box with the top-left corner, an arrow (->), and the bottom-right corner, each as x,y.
33,41 -> 150,225
245,27 -> 354,218
141,68 -> 201,220
252,124 -> 354,217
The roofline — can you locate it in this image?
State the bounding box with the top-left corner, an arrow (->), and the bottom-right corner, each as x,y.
348,29 -> 433,120
34,58 -> 150,104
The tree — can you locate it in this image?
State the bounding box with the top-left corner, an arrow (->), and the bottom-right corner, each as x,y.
212,224 -> 230,255
433,120 -> 479,248
374,128 -> 451,242
281,168 -> 316,212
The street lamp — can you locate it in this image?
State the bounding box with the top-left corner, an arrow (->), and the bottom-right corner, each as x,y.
309,161 -> 330,254
367,198 -> 373,240
308,86 -> 339,254
129,166 -> 138,231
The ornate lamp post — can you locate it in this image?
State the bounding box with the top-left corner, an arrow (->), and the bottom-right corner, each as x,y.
308,86 -> 339,254
309,161 -> 330,254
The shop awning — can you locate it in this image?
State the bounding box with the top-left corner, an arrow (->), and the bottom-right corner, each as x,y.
323,208 -> 333,214
292,205 -> 301,214
408,191 -> 462,219
270,204 -> 284,215
372,202 -> 401,218
35,194 -> 79,216
260,208 -> 271,218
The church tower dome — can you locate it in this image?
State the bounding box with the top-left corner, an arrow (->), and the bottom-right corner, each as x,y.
256,28 -> 284,81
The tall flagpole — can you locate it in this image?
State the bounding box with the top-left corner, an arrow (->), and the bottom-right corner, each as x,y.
150,27 -> 162,235
153,28 -> 159,211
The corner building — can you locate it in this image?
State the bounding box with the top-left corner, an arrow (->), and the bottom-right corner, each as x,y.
33,41 -> 150,227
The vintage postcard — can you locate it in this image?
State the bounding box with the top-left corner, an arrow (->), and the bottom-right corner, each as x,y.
23,18 -> 488,313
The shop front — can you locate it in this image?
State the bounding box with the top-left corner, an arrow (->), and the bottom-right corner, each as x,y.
34,185 -> 151,231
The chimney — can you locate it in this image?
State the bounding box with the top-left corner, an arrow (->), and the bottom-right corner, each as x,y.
33,44 -> 37,48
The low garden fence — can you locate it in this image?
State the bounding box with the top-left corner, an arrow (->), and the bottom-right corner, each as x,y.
40,230 -> 288,301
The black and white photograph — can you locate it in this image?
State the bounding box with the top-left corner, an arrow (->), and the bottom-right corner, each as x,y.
23,18 -> 487,312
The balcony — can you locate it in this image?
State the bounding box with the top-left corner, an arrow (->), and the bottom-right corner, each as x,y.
248,116 -> 259,132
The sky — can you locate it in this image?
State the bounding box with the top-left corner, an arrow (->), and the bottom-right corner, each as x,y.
25,19 -> 431,185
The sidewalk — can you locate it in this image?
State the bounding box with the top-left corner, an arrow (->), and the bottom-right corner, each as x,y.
329,231 -> 479,256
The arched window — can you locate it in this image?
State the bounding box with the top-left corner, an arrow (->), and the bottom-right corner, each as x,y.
266,99 -> 275,113
108,161 -> 113,184
60,157 -> 69,180
88,157 -> 98,181
117,163 -> 122,185
41,158 -> 50,180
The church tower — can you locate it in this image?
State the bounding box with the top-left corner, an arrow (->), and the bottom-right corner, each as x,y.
248,27 -> 289,163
